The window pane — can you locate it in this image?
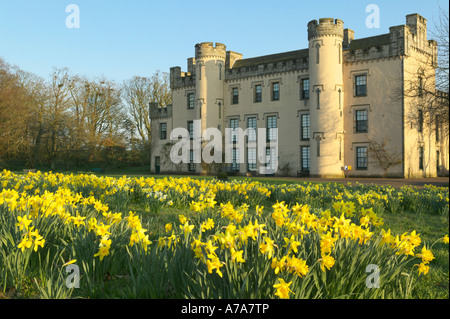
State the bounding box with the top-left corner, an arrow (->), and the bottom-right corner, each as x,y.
187,93 -> 194,109
301,146 -> 310,171
267,116 -> 277,141
419,147 -> 424,170
189,150 -> 196,171
356,147 -> 368,169
247,148 -> 257,171
355,76 -> 367,96
302,79 -> 309,99
355,110 -> 368,132
265,148 -> 277,171
230,119 -> 239,143
188,121 -> 194,139
301,114 -> 310,140
232,88 -> 239,104
247,117 -> 257,142
255,85 -> 262,102
232,148 -> 240,171
272,82 -> 279,101
160,123 -> 167,139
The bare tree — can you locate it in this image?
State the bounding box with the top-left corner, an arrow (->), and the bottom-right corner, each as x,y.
431,5 -> 449,138
368,137 -> 403,178
122,71 -> 172,171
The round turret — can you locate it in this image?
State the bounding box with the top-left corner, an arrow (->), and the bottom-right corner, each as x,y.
194,43 -> 227,174
195,42 -> 227,60
307,18 -> 344,40
308,18 -> 345,177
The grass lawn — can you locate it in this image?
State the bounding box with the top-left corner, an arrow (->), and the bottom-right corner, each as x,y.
88,171 -> 450,298
2,170 -> 448,299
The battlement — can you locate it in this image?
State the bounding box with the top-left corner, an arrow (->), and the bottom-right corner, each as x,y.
195,42 -> 227,60
406,13 -> 427,35
307,18 -> 344,40
149,102 -> 172,119
170,66 -> 194,90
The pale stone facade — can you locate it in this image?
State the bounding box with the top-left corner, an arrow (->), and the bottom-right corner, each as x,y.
151,13 -> 449,178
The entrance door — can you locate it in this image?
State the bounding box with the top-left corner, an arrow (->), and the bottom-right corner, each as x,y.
155,156 -> 161,174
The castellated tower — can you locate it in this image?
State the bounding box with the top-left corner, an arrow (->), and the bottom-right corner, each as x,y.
195,42 -> 226,137
308,18 -> 345,177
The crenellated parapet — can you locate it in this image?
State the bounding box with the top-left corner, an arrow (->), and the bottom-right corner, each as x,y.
195,42 -> 227,61
170,66 -> 195,90
149,102 -> 172,119
307,18 -> 344,40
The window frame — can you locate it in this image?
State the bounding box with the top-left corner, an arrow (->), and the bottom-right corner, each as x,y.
301,78 -> 310,100
300,114 -> 310,141
356,146 -> 368,170
419,146 -> 424,170
159,122 -> 167,140
354,75 -> 367,97
188,149 -> 196,172
187,92 -> 195,109
247,147 -> 257,172
187,121 -> 194,140
247,117 -> 257,143
232,148 -> 240,172
229,118 -> 239,143
254,84 -> 262,103
301,146 -> 310,172
271,82 -> 280,101
354,109 -> 368,133
232,87 -> 239,105
266,115 -> 277,142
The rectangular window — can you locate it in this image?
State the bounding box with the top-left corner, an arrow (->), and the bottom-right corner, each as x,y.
247,117 -> 257,142
189,150 -> 196,172
301,79 -> 310,100
232,148 -> 240,172
159,122 -> 167,140
254,84 -> 262,103
355,75 -> 367,96
436,116 -> 440,142
355,110 -> 368,133
187,93 -> 195,109
419,146 -> 424,170
267,116 -> 277,142
229,118 -> 239,143
247,148 -> 257,172
437,150 -> 440,173
300,114 -> 310,140
265,147 -> 277,172
272,82 -> 280,101
418,109 -> 423,133
188,121 -> 194,139
317,139 -> 321,157
232,87 -> 239,105
301,146 -> 310,172
418,77 -> 424,97
356,147 -> 368,170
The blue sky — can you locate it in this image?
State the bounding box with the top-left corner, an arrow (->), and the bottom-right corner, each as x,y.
0,0 -> 448,83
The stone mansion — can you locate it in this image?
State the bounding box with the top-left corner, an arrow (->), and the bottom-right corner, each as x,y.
150,13 -> 449,178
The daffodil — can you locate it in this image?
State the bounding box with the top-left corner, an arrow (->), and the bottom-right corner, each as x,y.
16,215 -> 32,231
320,254 -> 336,272
259,237 -> 275,259
273,278 -> 293,299
416,246 -> 435,264
443,235 -> 449,244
